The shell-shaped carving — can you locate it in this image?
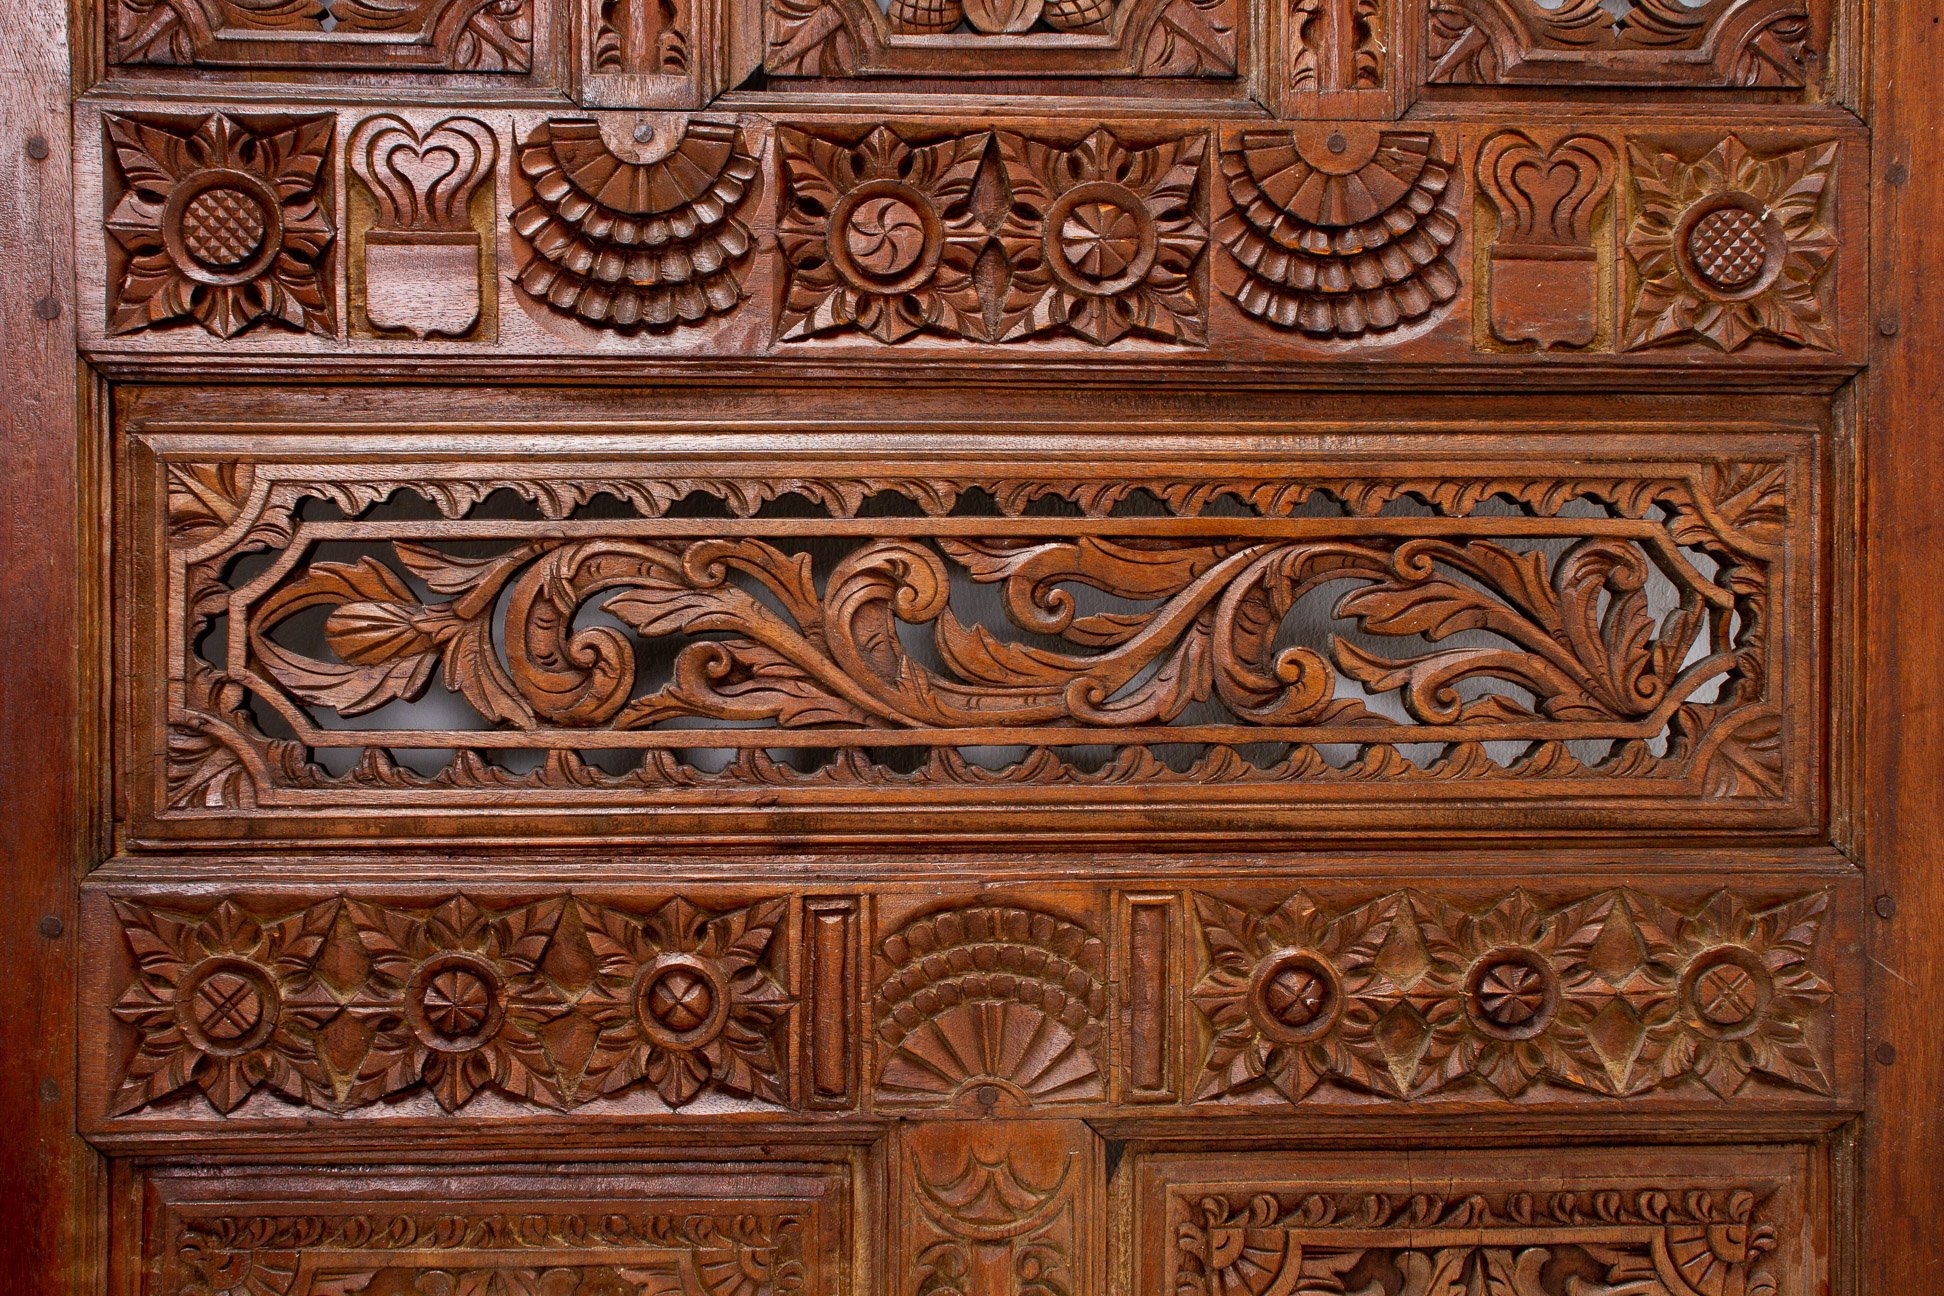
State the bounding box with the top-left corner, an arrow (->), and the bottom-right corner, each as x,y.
886,0 -> 965,32
510,118 -> 758,330
1218,127 -> 1463,338
875,905 -> 1107,1105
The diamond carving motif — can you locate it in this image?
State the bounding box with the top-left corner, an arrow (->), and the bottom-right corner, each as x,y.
1189,887 -> 1835,1103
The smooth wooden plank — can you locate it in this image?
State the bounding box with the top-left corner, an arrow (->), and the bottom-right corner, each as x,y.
1865,1 -> 1944,1290
0,0 -> 85,1281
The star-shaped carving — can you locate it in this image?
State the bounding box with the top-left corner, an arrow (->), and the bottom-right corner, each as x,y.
110,898 -> 341,1113
575,897 -> 793,1108
103,113 -> 336,338
1624,134 -> 1837,353
994,127 -> 1207,346
778,126 -> 994,343
342,894 -> 571,1111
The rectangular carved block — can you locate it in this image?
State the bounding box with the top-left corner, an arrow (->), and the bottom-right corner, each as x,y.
1139,1144 -> 1827,1296
79,871 -> 1858,1131
108,0 -> 541,71
122,427 -> 1822,845
130,1162 -> 851,1295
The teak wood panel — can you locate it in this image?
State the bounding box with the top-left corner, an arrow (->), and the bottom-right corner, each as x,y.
7,0 -> 1942,1292
118,420 -> 1825,846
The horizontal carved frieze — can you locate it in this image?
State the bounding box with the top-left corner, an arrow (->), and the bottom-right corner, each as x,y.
1429,0 -> 1826,87
78,107 -> 1864,367
137,1164 -> 849,1296
124,436 -> 1818,841
1144,1147 -> 1819,1296
83,877 -> 1854,1125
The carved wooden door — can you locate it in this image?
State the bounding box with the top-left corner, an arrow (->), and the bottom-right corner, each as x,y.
11,0 -> 1942,1292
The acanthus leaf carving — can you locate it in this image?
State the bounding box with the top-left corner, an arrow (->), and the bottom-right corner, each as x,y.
1428,0 -> 1816,87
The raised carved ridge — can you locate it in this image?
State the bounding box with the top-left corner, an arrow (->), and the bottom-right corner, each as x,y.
1190,886 -> 1834,1103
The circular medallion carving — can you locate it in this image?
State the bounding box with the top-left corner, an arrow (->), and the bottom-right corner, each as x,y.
1674,193 -> 1783,300
1465,948 -> 1557,1040
1044,181 -> 1156,297
1246,950 -> 1340,1044
827,180 -> 943,295
159,170 -> 284,287
405,952 -> 505,1053
1682,946 -> 1774,1040
635,954 -> 731,1050
178,957 -> 278,1057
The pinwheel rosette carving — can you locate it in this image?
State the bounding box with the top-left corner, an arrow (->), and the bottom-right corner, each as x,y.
778,126 -> 994,342
575,897 -> 793,1108
1188,891 -> 1395,1103
511,118 -> 758,330
109,898 -> 342,1114
342,895 -> 572,1111
1624,134 -> 1837,353
1217,126 -> 1462,339
1631,890 -> 1834,1097
103,112 -> 335,338
994,127 -> 1208,346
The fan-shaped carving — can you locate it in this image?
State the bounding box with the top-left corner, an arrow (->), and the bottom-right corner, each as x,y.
510,118 -> 758,330
875,905 -> 1107,1105
1217,126 -> 1462,339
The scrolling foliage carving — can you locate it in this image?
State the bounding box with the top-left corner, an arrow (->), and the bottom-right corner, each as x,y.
765,0 -> 1236,79
112,0 -> 533,70
141,450 -> 1803,835
1189,887 -> 1834,1105
155,1186 -> 819,1296
1428,0 -> 1818,87
1175,1183 -> 1781,1296
109,894 -> 793,1115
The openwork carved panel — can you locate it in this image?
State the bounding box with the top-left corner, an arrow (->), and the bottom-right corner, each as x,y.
109,0 -> 537,70
1428,0 -> 1826,87
764,0 -> 1238,81
134,1164 -> 850,1296
124,432 -> 1819,843
1144,1148 -> 1820,1296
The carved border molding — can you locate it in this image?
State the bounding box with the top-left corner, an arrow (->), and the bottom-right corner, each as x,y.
110,0 -> 534,70
129,442 -> 1815,840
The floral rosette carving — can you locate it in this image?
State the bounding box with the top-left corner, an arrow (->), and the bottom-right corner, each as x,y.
778,126 -> 994,343
1189,887 -> 1834,1104
110,898 -> 341,1114
994,127 -> 1207,345
342,895 -> 572,1111
1176,1186 -> 1781,1296
1624,134 -> 1837,352
575,897 -> 793,1108
1189,891 -> 1393,1102
103,112 -> 335,338
1631,889 -> 1833,1097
